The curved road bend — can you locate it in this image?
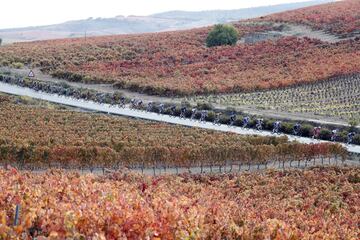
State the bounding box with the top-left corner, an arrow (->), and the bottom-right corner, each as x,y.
1,82 -> 359,154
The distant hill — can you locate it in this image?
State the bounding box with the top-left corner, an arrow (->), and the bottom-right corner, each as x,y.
0,0 -> 333,44
152,0 -> 333,22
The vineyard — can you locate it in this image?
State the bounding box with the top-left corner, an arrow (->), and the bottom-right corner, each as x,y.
0,94 -> 349,170
0,0 -> 359,96
0,167 -> 359,239
1,1 -> 360,239
188,74 -> 360,120
263,0 -> 360,38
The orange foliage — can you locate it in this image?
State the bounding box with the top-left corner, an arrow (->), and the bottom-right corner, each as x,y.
0,167 -> 358,239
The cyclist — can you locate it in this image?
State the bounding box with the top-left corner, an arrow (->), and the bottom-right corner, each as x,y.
137,100 -> 143,110
272,121 -> 281,134
256,119 -> 263,131
229,113 -> 237,127
313,126 -> 321,139
170,105 -> 177,116
130,99 -> 137,109
242,116 -> 250,128
293,123 -> 301,136
180,107 -> 187,119
158,103 -> 165,114
213,112 -> 222,125
190,108 -> 197,120
347,132 -> 356,144
331,129 -> 338,142
200,110 -> 208,122
146,102 -> 153,112
119,97 -> 126,108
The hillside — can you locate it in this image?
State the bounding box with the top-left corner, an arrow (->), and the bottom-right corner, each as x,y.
0,0 -> 332,43
262,0 -> 360,38
0,0 -> 359,96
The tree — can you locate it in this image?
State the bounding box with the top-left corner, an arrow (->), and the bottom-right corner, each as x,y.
0,38 -> 2,46
206,24 -> 239,47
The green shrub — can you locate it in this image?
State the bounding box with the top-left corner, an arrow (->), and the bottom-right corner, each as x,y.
264,119 -> 274,131
197,102 -> 213,110
348,118 -> 359,131
302,124 -> 313,137
206,24 -> 239,47
207,111 -> 216,122
282,122 -> 294,134
11,62 -> 24,69
0,59 -> 10,66
319,129 -> 331,140
338,130 -> 349,142
83,75 -> 93,83
353,134 -> 360,145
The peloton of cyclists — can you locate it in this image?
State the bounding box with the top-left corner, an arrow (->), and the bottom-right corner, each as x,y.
118,98 -> 358,145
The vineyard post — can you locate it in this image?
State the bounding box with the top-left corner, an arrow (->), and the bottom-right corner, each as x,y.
14,204 -> 21,226
282,157 -> 286,169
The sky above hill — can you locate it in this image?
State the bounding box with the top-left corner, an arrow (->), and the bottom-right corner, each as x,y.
0,0 -> 317,29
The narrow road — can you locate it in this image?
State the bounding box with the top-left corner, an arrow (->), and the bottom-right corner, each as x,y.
1,82 -> 359,154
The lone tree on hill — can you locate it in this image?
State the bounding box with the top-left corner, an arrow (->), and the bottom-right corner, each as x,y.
206,24 -> 239,47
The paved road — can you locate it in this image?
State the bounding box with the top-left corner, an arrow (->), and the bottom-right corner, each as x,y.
1,82 -> 360,154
